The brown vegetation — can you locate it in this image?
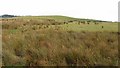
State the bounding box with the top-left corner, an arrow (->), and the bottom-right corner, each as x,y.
2,17 -> 118,66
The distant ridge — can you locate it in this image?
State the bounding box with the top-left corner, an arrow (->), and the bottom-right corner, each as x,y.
0,14 -> 17,18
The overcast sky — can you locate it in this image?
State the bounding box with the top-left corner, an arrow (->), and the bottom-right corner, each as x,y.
0,0 -> 119,21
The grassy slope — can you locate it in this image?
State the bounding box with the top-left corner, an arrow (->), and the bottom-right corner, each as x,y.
17,15 -> 108,22
60,23 -> 118,32
2,16 -> 119,66
13,15 -> 118,32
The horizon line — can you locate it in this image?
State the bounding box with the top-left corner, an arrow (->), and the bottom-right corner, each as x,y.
0,14 -> 118,22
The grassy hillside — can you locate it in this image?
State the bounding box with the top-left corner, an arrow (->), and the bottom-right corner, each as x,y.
2,16 -> 118,32
2,16 -> 119,66
17,15 -> 108,22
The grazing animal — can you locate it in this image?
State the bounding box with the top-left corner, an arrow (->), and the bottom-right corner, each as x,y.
102,26 -> 104,28
68,20 -> 73,23
64,22 -> 66,24
66,23 -> 68,24
81,21 -> 85,24
95,22 -> 99,25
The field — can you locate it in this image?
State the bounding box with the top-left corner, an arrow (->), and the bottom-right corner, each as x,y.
1,16 -> 119,66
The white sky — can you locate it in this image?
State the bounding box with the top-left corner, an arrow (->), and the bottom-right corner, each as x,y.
0,0 -> 119,21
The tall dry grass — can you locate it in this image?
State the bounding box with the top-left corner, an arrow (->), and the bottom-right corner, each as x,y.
2,30 -> 118,66
2,18 -> 118,66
